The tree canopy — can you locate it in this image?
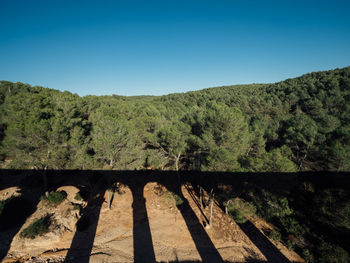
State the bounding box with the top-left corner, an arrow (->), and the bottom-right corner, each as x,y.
0,66 -> 349,171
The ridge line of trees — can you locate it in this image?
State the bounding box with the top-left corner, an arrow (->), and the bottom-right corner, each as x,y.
0,66 -> 349,172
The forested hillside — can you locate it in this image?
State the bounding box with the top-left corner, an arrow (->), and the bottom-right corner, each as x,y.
1,67 -> 349,172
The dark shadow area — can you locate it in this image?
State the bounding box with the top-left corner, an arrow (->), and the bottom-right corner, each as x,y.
161,261 -> 290,263
64,192 -> 105,262
184,183 -> 209,224
162,261 -> 302,263
238,220 -> 290,263
129,182 -> 156,262
0,174 -> 45,261
64,174 -> 107,263
166,182 -> 224,262
191,171 -> 350,261
0,169 -> 350,262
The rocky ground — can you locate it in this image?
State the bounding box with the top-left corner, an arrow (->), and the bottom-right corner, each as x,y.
0,182 -> 304,262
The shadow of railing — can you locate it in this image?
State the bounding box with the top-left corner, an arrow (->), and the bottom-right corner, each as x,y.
1,170 -> 350,262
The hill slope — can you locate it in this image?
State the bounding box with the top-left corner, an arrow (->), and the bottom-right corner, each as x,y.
1,66 -> 349,171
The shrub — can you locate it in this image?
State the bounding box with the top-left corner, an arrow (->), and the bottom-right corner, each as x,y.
265,196 -> 293,219
173,193 -> 184,205
20,215 -> 51,239
318,242 -> 350,263
286,240 -> 296,251
41,191 -> 67,205
279,216 -> 307,237
269,230 -> 282,241
74,192 -> 83,201
165,190 -> 184,205
302,249 -> 315,263
72,203 -> 82,211
226,198 -> 256,223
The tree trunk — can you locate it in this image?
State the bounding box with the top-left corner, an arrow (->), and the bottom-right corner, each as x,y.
175,153 -> 181,188
199,187 -> 203,209
209,197 -> 214,226
209,189 -> 214,226
225,200 -> 232,215
298,146 -> 309,171
43,166 -> 49,197
107,189 -> 111,209
175,155 -> 179,171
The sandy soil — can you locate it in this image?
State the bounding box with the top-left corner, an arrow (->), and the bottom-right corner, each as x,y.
1,183 -> 304,263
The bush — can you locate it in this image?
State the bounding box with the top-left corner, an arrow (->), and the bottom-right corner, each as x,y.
265,196 -> 293,219
269,229 -> 282,241
226,198 -> 256,223
279,216 -> 307,237
173,193 -> 184,205
165,190 -> 184,205
72,203 -> 82,211
302,249 -> 315,263
41,191 -> 67,205
74,192 -> 83,201
20,215 -> 51,239
286,240 -> 296,251
318,241 -> 350,263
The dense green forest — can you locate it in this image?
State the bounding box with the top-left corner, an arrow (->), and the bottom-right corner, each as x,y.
1,66 -> 349,172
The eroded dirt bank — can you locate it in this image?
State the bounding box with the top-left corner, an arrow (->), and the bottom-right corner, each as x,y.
1,181 -> 304,263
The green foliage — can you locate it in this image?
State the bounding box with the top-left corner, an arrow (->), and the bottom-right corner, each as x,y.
286,239 -> 296,251
318,241 -> 350,263
220,177 -> 350,263
185,103 -> 250,171
20,215 -> 51,239
165,190 -> 184,205
251,190 -> 293,220
155,121 -> 190,170
311,189 -> 350,229
1,66 -> 350,171
302,249 -> 314,263
90,105 -> 144,169
240,148 -> 297,172
225,198 -> 256,223
326,125 -> 350,171
204,148 -> 242,171
72,203 -> 82,211
41,191 -> 67,205
74,192 -> 83,201
279,216 -> 307,237
268,230 -> 282,241
145,149 -> 168,169
283,112 -> 318,170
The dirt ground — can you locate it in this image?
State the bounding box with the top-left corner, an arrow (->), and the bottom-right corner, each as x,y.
1,183 -> 304,263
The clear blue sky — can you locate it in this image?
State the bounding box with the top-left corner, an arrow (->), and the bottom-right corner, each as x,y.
1,0 -> 350,96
